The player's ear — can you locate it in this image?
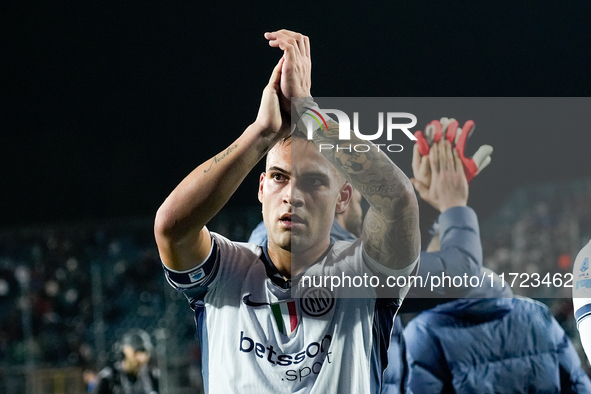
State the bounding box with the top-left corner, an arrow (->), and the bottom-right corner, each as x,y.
258,172 -> 266,203
335,182 -> 353,214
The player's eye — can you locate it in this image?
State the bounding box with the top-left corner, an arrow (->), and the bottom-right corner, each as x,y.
271,173 -> 287,182
304,177 -> 323,187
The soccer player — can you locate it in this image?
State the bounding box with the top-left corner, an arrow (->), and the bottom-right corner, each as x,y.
572,240 -> 591,362
246,136 -> 484,393
154,29 -> 420,393
384,133 -> 487,394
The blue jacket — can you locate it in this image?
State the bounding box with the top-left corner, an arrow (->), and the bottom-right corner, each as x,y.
403,291 -> 591,393
382,206 -> 485,394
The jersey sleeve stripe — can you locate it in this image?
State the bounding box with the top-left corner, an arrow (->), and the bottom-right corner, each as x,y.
575,303 -> 591,325
163,238 -> 220,288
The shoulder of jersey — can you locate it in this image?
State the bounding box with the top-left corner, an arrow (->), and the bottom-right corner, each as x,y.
574,240 -> 591,273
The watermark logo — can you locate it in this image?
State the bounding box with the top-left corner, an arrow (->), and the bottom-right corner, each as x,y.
299,108 -> 417,153
302,107 -> 329,132
301,109 -> 417,141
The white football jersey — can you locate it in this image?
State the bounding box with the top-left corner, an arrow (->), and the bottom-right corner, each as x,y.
573,240 -> 591,326
163,231 -> 409,393
573,239 -> 591,363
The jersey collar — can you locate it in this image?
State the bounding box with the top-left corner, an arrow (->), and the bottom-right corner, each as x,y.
260,241 -> 335,290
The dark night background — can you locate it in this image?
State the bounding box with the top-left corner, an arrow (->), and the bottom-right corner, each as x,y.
3,1 -> 591,228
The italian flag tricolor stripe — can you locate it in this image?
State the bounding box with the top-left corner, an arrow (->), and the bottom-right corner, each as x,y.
271,300 -> 298,336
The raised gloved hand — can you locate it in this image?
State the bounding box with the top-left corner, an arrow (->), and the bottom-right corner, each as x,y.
414,117 -> 493,182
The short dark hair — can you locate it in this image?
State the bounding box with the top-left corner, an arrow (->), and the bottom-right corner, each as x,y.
121,329 -> 153,353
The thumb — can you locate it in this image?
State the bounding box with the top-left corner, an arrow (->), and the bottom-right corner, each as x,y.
268,57 -> 284,86
411,178 -> 430,199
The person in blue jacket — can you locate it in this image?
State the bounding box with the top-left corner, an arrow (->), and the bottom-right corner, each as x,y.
396,119 -> 591,393
382,131 -> 486,394
403,269 -> 591,393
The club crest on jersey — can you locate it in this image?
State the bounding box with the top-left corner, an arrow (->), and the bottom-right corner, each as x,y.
271,300 -> 299,337
300,287 -> 334,317
581,257 -> 589,273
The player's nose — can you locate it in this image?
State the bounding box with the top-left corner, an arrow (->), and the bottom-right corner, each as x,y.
283,181 -> 304,207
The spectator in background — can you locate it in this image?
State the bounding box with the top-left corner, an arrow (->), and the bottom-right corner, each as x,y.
83,369 -> 98,393
92,328 -> 159,394
0,264 -> 20,364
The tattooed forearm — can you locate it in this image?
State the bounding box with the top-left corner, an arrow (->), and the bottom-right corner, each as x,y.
312,119 -> 420,268
312,120 -> 411,202
362,205 -> 420,269
313,123 -> 406,193
203,144 -> 239,173
355,184 -> 404,195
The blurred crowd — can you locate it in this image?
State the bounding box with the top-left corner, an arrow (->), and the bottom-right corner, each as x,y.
1,179 -> 591,384
481,177 -> 591,371
483,178 -> 591,298
0,210 -> 259,391
0,219 -> 162,368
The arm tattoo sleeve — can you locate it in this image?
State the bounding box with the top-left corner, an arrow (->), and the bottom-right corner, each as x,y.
312,120 -> 420,269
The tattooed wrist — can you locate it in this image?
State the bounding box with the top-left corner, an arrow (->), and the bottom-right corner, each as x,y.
203,144 -> 239,173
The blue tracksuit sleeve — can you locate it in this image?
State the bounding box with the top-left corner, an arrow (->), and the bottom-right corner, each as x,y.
406,206 -> 483,301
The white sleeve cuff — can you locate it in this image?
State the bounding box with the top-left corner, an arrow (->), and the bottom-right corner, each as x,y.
362,250 -> 420,278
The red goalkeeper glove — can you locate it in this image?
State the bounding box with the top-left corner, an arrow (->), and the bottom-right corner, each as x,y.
414,117 -> 493,183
